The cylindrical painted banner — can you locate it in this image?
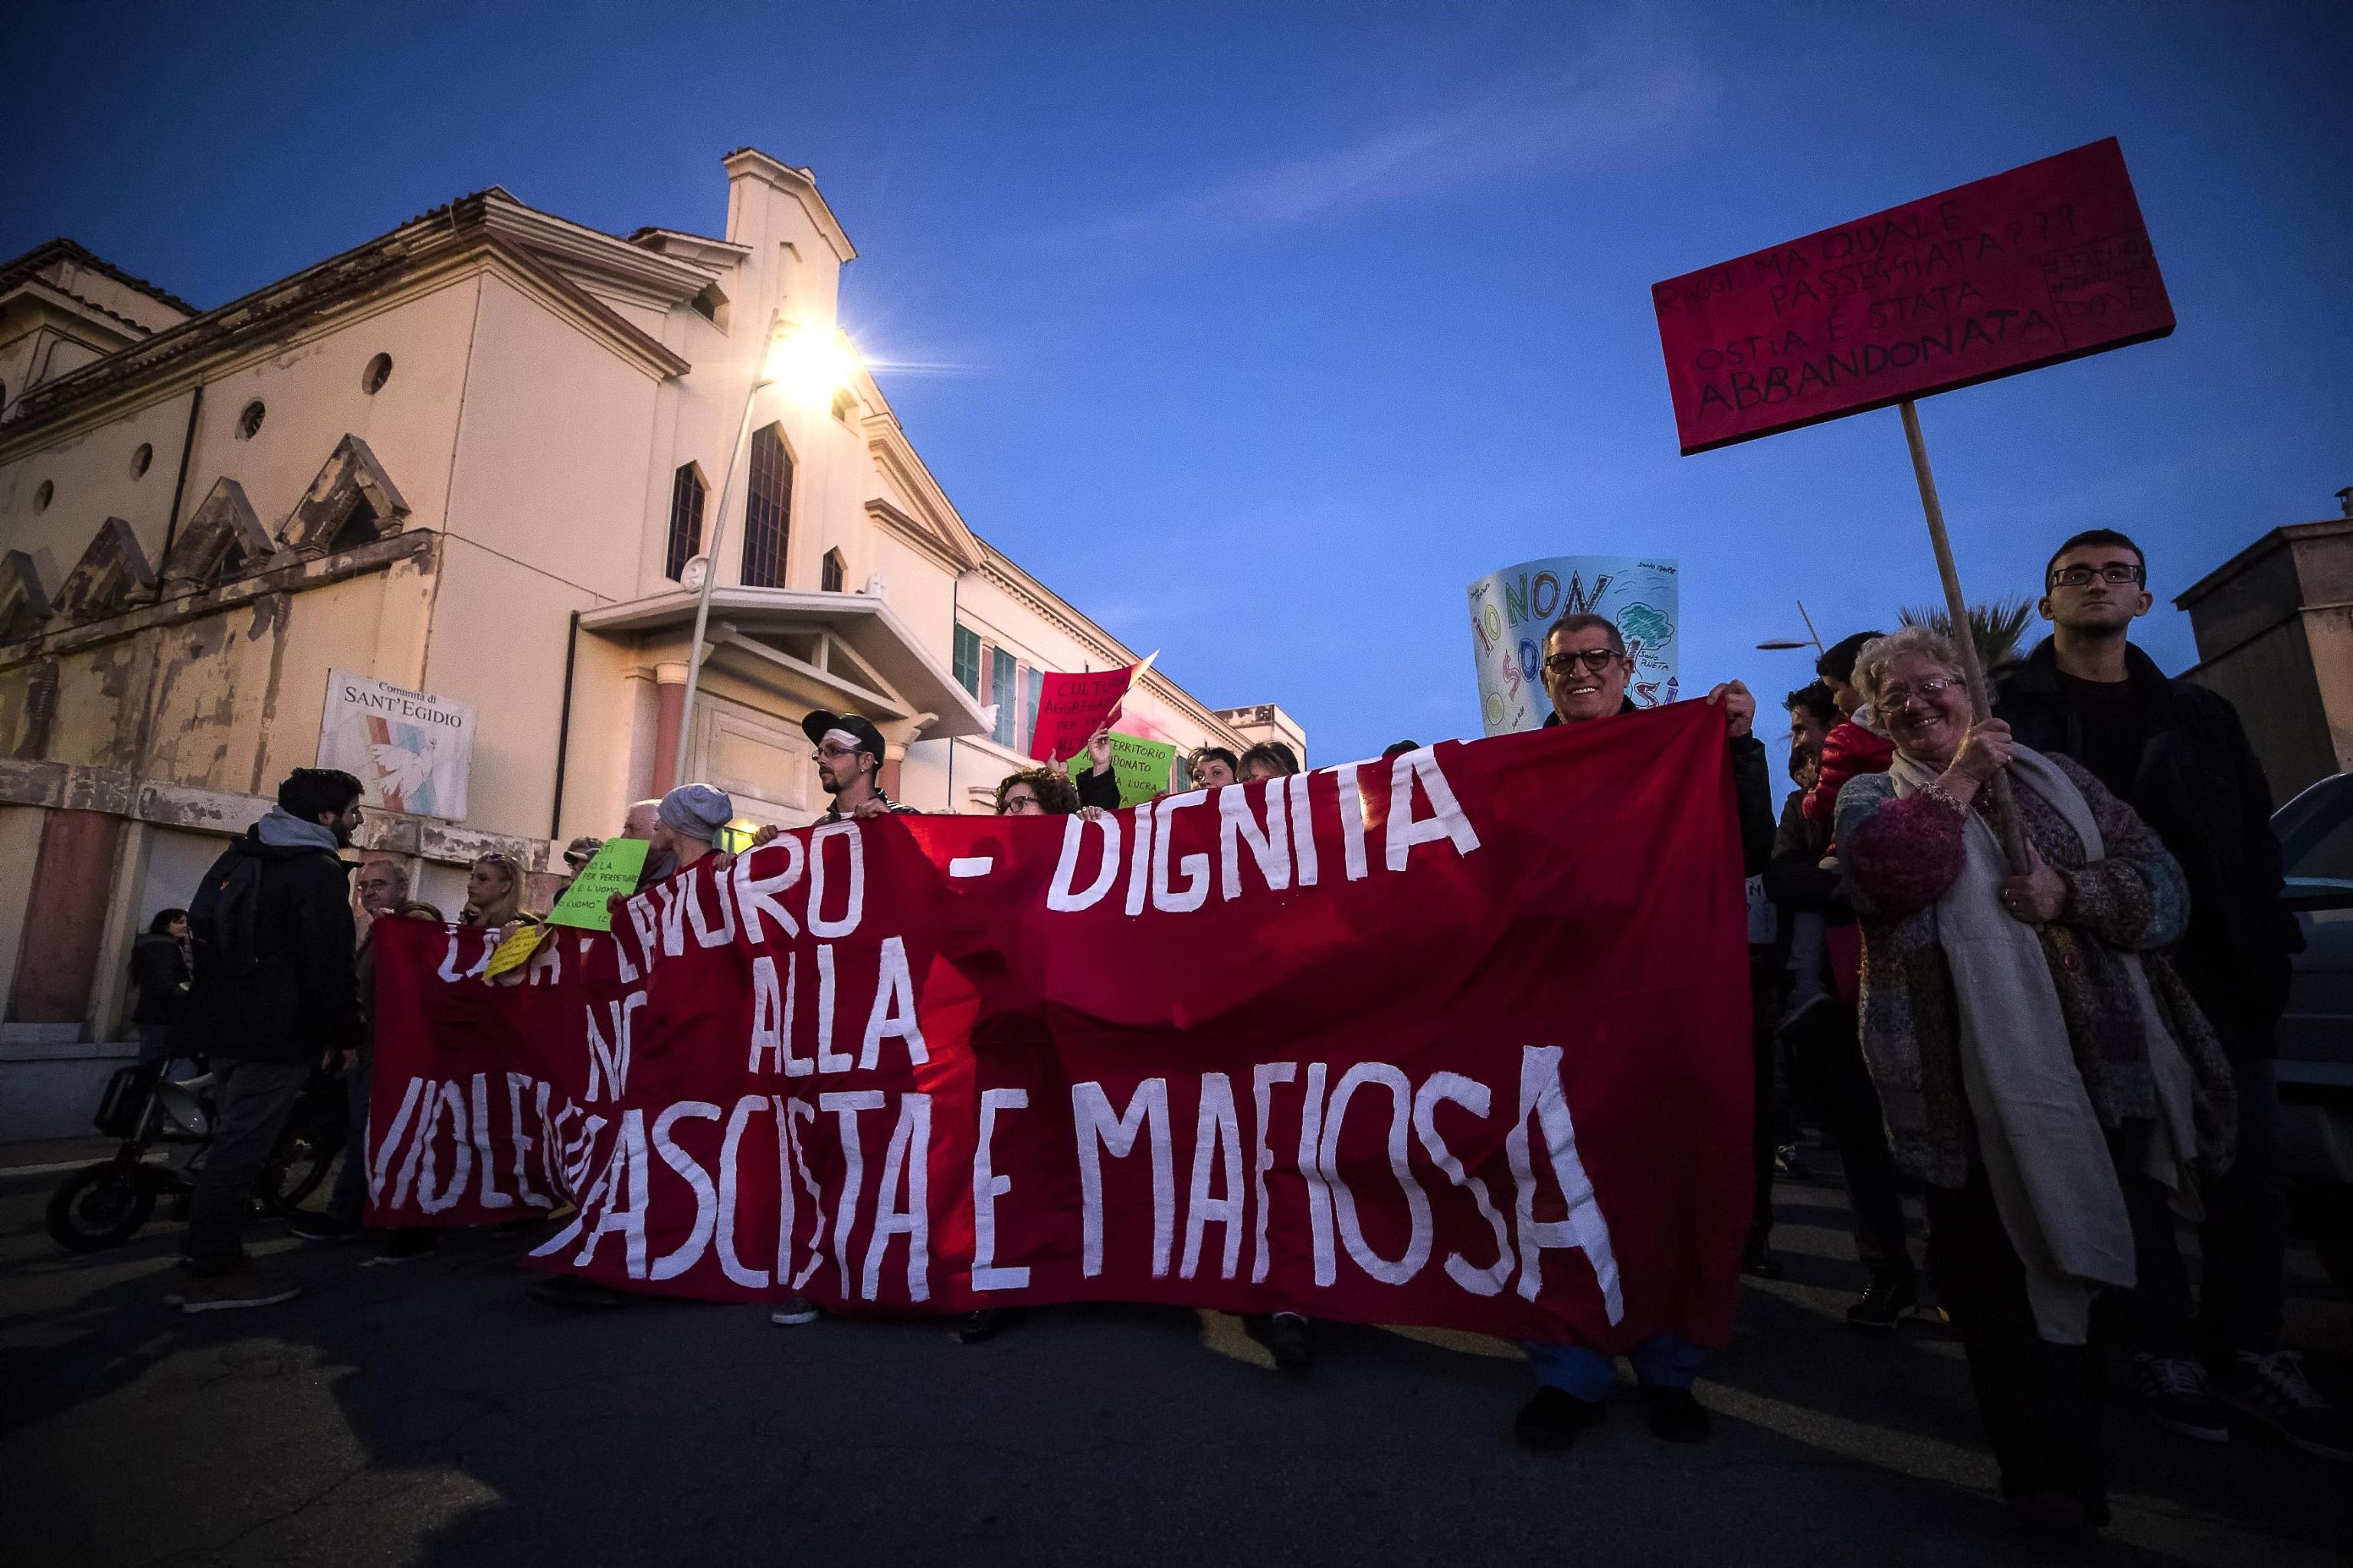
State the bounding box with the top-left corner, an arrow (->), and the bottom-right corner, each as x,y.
1466,557 -> 1679,735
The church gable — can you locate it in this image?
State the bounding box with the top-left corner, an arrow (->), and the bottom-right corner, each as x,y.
0,551 -> 51,643
161,476 -> 273,591
51,518 -> 158,624
279,434 -> 410,555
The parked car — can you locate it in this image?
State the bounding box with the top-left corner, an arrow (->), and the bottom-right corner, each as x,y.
2275,771 -> 2353,1295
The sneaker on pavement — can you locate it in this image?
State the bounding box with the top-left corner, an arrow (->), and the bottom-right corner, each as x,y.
1266,1311 -> 1312,1373
2133,1354 -> 2231,1442
363,1229 -> 441,1266
287,1210 -> 362,1243
771,1294 -> 820,1326
1845,1273 -> 1917,1332
527,1275 -> 631,1310
2214,1349 -> 2353,1463
1742,1236 -> 1785,1280
1639,1383 -> 1710,1444
181,1265 -> 302,1314
1514,1387 -> 1606,1450
954,1307 -> 1023,1344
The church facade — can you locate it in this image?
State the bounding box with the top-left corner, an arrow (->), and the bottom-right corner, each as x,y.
0,149 -> 1303,1136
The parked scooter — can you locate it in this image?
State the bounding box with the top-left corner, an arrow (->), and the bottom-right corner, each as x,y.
45,1058 -> 345,1252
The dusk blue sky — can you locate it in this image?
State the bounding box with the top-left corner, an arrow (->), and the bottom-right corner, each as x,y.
9,3 -> 2348,764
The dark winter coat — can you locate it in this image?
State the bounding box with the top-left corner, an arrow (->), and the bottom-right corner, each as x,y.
1994,639 -> 2301,1059
180,827 -> 361,1063
129,932 -> 190,1026
1075,765 -> 1121,812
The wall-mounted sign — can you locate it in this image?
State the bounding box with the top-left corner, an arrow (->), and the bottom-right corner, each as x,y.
1468,556 -> 1679,735
316,669 -> 474,820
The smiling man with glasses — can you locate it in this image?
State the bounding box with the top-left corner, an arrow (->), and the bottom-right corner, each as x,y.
1514,612 -> 1775,1454
1995,529 -> 2341,1462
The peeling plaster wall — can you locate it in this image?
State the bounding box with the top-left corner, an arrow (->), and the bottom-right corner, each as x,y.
0,277 -> 482,604
0,805 -> 43,1016
253,571 -> 389,793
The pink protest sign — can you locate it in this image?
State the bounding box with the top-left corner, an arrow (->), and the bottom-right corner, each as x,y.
1026,657 -> 1150,763
1651,138 -> 2174,453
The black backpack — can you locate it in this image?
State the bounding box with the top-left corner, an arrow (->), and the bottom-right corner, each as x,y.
189,846 -> 269,981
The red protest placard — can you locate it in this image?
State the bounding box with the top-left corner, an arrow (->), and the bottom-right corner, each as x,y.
1651,138 -> 2174,453
1026,657 -> 1147,762
368,709 -> 1753,1350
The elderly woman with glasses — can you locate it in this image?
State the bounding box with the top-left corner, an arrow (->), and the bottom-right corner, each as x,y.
1832,627 -> 2234,1541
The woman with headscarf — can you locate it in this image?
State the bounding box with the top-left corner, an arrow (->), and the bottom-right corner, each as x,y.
1833,627 -> 2235,1541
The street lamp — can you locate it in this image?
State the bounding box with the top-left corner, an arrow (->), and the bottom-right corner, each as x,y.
1753,598 -> 1825,656
673,313 -> 863,785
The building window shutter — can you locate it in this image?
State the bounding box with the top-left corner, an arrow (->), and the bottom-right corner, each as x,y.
1024,666 -> 1044,755
953,625 -> 980,696
664,466 -> 705,581
990,647 -> 1016,748
741,425 -> 791,588
821,548 -> 846,593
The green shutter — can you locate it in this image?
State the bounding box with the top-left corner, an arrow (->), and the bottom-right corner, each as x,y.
953,625 -> 980,696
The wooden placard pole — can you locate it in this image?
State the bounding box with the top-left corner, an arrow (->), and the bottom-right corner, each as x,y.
1896,398 -> 2031,876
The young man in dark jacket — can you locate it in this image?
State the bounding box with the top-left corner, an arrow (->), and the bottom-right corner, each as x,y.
175,768 -> 365,1312
1995,529 -> 2344,1462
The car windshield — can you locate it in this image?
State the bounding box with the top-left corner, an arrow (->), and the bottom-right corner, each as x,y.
2280,775 -> 2353,893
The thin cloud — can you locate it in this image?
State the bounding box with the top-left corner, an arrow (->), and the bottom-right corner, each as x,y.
1054,41 -> 1714,245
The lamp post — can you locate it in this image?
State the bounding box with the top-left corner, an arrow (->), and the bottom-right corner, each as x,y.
670,310 -> 859,787
1753,599 -> 1825,656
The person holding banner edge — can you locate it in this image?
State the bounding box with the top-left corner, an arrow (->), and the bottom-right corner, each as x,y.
1515,611 -> 1770,1449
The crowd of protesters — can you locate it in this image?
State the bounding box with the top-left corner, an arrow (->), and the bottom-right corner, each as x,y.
123,526 -> 2341,1545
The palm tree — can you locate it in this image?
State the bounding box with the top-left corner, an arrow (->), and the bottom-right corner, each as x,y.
1898,596 -> 2037,675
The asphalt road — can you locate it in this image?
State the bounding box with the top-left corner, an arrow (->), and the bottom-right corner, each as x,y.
3,1142 -> 2346,1567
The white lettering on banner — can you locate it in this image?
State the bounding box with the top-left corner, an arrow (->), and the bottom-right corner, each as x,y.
735,836 -> 805,944
814,947 -> 850,1073
1413,1072 -> 1511,1296
612,925 -> 640,984
585,993 -> 646,1103
862,1093 -> 932,1302
820,1090 -> 885,1295
781,1096 -> 826,1290
525,937 -> 562,987
561,1111 -> 605,1200
1332,764 -> 1370,882
1152,792 -> 1212,914
369,1076 -> 424,1203
649,1102 -> 722,1282
1385,749 -> 1483,870
1218,783 -> 1291,901
531,1080 -> 559,1203
1287,773 -> 1319,887
748,955 -> 803,1075
417,1081 -> 472,1214
468,1074 -> 515,1210
1296,1062 -> 1337,1286
807,823 -> 866,939
1047,812 -> 1121,912
688,863 -> 738,948
1123,797 -> 1155,917
506,1072 -> 552,1209
1505,1045 -> 1624,1322
715,1096 -> 772,1288
626,893 -> 662,974
971,1088 -> 1029,1291
1320,1062 -> 1433,1286
436,933 -> 468,984
858,935 -> 929,1069
1250,1062 -> 1298,1284
1072,1079 -> 1173,1278
573,1109 -> 652,1278
656,879 -> 688,957
1181,1072 -> 1245,1281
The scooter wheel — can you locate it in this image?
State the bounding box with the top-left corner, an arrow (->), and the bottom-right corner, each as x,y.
46,1161 -> 156,1252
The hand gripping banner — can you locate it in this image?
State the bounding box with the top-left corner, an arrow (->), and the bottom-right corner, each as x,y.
368,704 -> 1754,1350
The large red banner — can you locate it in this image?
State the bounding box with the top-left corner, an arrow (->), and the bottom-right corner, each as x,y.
1651,137 -> 2174,453
367,705 -> 1752,1350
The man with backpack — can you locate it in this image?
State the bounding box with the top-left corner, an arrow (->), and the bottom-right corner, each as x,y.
176,768 -> 367,1312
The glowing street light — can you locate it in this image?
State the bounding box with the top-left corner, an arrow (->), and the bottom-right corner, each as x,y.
673,311 -> 864,784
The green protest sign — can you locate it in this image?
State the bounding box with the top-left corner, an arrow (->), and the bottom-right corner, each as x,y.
1065,732 -> 1180,807
545,837 -> 650,929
